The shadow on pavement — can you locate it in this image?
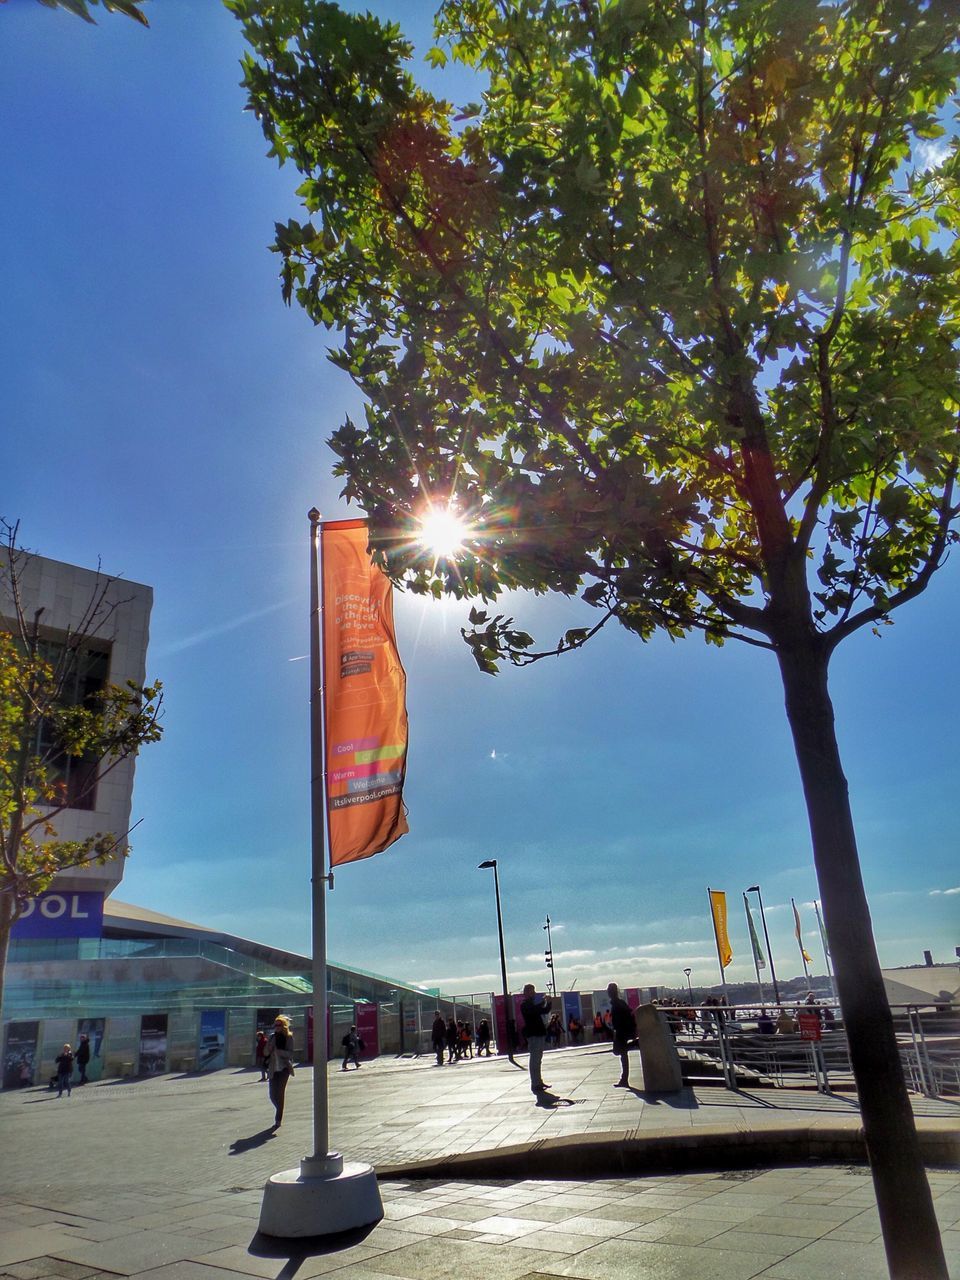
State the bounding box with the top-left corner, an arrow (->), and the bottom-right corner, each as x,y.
635,1088 -> 700,1108
230,1127 -> 278,1154
249,1221 -> 378,1269
534,1091 -> 583,1109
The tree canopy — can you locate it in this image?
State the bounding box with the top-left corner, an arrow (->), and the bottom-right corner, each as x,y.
37,0 -> 149,24
231,3 -> 959,1272
231,0 -> 959,673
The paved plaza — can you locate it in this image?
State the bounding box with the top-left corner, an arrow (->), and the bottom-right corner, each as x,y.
0,1043 -> 957,1279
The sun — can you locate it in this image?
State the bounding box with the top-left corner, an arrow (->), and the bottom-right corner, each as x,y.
417,506 -> 469,560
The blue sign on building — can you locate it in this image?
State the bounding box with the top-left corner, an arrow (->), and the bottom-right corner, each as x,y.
12,891 -> 104,939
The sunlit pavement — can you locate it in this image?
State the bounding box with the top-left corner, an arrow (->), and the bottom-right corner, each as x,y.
0,1043 -> 956,1279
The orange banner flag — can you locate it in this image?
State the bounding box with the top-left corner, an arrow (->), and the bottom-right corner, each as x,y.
708,889 -> 733,968
321,519 -> 409,866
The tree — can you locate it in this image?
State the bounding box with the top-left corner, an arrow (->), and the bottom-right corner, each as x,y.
0,524 -> 162,1019
34,0 -> 149,24
228,1 -> 959,1274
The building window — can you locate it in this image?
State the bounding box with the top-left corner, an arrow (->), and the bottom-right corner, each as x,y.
32,637 -> 111,811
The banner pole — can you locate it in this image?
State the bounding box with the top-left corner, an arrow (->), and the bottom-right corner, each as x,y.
798,901 -> 814,977
706,887 -> 729,999
743,892 -> 766,1005
814,900 -> 837,1000
255,516 -> 380,1236
304,508 -> 337,1176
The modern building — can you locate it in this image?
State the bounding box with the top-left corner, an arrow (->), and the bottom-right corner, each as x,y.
1,548 -> 153,902
5,896 -> 456,1082
2,551 -> 462,1088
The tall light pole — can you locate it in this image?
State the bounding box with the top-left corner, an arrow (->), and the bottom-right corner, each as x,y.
746,885 -> 781,1005
543,913 -> 557,998
478,859 -> 516,1060
683,967 -> 693,1000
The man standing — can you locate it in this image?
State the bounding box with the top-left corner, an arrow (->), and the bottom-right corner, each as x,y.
431,1012 -> 447,1066
607,982 -> 637,1088
519,983 -> 551,1093
341,1025 -> 362,1070
75,1034 -> 91,1085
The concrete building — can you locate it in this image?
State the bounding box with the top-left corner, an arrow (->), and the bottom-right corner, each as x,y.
1,549 -> 153,899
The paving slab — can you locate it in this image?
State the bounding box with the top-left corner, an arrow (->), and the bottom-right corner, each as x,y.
0,1044 -> 956,1280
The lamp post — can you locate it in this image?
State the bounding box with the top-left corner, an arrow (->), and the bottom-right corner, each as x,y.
746,885 -> 781,1005
478,859 -> 516,1060
682,967 -> 693,1001
543,913 -> 557,998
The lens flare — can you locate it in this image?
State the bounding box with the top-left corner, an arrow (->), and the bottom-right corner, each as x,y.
417,507 -> 468,559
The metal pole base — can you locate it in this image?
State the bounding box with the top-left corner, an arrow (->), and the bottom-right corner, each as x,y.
258,1160 -> 382,1238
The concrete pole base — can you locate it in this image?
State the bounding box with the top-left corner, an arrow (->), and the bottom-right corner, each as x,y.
258,1160 -> 383,1238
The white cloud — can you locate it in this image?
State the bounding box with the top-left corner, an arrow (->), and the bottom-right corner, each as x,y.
914,139 -> 951,173
929,886 -> 960,896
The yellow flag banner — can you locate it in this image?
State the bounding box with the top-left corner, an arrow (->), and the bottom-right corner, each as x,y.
793,899 -> 813,964
709,889 -> 733,968
321,519 -> 409,866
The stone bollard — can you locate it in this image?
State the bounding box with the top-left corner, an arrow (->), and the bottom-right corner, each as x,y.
636,1004 -> 683,1091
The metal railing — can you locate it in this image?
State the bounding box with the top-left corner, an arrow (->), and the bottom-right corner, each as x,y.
663,1002 -> 958,1099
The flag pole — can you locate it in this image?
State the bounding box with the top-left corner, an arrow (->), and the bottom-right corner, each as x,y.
792,898 -> 812,985
303,509 -> 339,1178
706,887 -> 730,999
814,900 -> 837,1000
256,513 -> 382,1236
743,892 -> 766,1005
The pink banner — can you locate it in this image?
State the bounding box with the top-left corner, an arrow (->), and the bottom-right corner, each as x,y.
355,1002 -> 379,1059
625,987 -> 642,1010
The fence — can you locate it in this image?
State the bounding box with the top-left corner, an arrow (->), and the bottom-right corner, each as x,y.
662,1002 -> 959,1099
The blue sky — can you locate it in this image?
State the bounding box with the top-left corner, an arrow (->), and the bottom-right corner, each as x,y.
3,0 -> 957,1000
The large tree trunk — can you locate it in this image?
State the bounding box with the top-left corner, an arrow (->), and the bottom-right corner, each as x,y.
777,637 -> 947,1280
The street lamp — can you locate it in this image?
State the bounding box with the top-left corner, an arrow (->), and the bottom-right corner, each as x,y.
543,913 -> 557,998
478,859 -> 516,1060
746,885 -> 781,1005
682,967 -> 693,1000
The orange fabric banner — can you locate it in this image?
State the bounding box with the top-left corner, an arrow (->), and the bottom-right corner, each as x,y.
709,889 -> 733,968
321,519 -> 408,866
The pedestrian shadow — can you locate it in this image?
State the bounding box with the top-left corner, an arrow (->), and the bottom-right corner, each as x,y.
248,1221 -> 379,1275
632,1087 -> 700,1108
534,1090 -> 583,1109
229,1128 -> 278,1154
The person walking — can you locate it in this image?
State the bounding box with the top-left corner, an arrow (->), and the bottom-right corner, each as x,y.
265,1015 -> 294,1128
445,1017 -> 459,1063
75,1034 -> 91,1085
255,1030 -> 269,1080
607,983 -> 637,1088
341,1025 -> 362,1070
55,1044 -> 74,1098
431,1012 -> 446,1065
476,1018 -> 492,1056
519,983 -> 551,1093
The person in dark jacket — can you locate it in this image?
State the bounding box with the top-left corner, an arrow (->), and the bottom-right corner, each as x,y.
255,1030 -> 269,1080
607,983 -> 637,1088
445,1017 -> 459,1063
476,1018 -> 492,1056
55,1044 -> 74,1098
341,1025 -> 362,1070
431,1012 -> 446,1065
75,1034 -> 91,1085
519,984 -> 551,1093
266,1016 -> 294,1127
